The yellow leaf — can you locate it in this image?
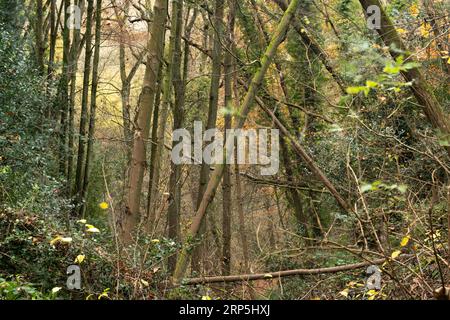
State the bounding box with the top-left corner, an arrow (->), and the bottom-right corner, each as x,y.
85,224 -> 100,233
263,273 -> 273,278
99,202 -> 109,210
74,254 -> 85,264
60,237 -> 72,243
339,289 -> 349,297
86,227 -> 100,233
51,287 -> 62,294
396,28 -> 407,35
140,279 -> 149,287
419,23 -> 432,38
400,236 -> 410,247
50,236 -> 72,246
77,219 -> 87,224
409,4 -> 419,17
98,292 -> 109,299
391,250 -> 401,259
201,295 -> 212,300
50,235 -> 62,246
151,239 -> 160,243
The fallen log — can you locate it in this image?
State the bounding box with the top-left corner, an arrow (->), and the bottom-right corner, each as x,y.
182,255 -> 412,285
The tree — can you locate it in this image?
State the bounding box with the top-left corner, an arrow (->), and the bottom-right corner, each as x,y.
79,0 -> 102,217
74,0 -> 94,211
122,0 -> 168,244
192,0 -> 225,275
221,0 -> 236,276
166,0 -> 185,272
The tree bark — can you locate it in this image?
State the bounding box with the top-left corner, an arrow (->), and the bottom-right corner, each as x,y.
146,0 -> 180,227
167,0 -> 185,273
122,0 -> 168,244
74,0 -> 94,211
79,0 -> 102,217
67,0 -> 85,197
58,0 -> 71,181
192,0 -> 224,276
221,0 -> 236,277
47,0 -> 57,81
182,255 -> 411,285
35,0 -> 45,74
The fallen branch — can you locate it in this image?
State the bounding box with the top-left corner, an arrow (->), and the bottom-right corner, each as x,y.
182,255 -> 412,285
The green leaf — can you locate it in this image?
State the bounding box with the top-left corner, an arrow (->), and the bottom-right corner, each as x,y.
346,86 -> 365,95
438,138 -> 450,147
366,80 -> 378,88
383,64 -> 401,74
403,62 -> 420,70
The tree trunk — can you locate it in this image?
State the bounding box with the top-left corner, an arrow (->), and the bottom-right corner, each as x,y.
67,0 -> 85,197
122,0 -> 168,244
47,0 -> 57,81
79,0 -> 102,217
146,0 -> 181,228
58,0 -> 71,181
167,0 -> 185,273
145,66 -> 163,227
192,0 -> 224,276
221,0 -> 236,277
74,0 -> 94,211
35,0 -> 45,74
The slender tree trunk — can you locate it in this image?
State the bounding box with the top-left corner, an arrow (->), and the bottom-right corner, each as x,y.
279,135 -> 309,235
167,0 -> 185,273
122,0 -> 168,244
58,0 -> 71,180
447,185 -> 450,266
79,0 -> 102,217
117,1 -> 132,156
234,150 -> 249,273
145,66 -> 163,226
47,0 -> 57,81
113,0 -> 143,159
172,0 -> 301,283
221,0 -> 236,277
35,0 -> 45,74
74,0 -> 94,210
67,0 -> 84,197
147,0 -> 180,227
192,0 -> 224,275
